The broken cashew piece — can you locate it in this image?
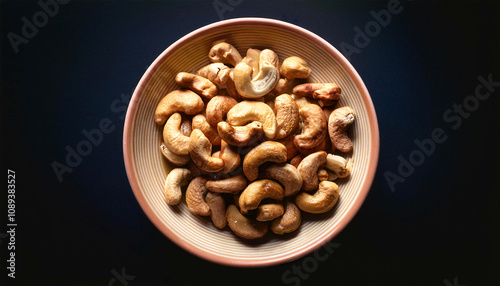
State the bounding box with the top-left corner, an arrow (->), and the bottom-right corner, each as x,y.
160,142 -> 190,166
175,72 -> 218,100
206,173 -> 248,194
293,83 -> 341,102
233,49 -> 280,98
154,90 -> 204,125
217,121 -> 263,146
186,177 -> 211,216
208,42 -> 243,66
192,114 -> 221,146
274,94 -> 300,140
243,141 -> 287,181
206,192 -> 227,229
280,56 -> 311,81
294,104 -> 327,150
239,179 -> 284,214
326,154 -> 352,178
163,113 -> 191,155
219,140 -> 241,173
206,95 -> 238,129
164,168 -> 192,205
328,106 -> 355,153
256,204 -> 285,221
263,163 -> 303,197
226,205 -> 268,239
297,151 -> 328,191
295,181 -> 339,214
226,100 -> 277,139
271,201 -> 301,234
188,129 -> 224,173
196,63 -> 231,87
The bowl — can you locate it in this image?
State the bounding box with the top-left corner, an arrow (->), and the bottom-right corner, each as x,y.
123,17 -> 379,267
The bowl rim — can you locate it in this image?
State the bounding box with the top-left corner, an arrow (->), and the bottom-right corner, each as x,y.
123,17 -> 380,267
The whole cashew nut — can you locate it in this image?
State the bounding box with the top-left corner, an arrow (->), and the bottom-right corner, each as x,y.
220,140 -> 241,173
160,142 -> 190,166
274,94 -> 300,140
206,95 -> 238,129
175,72 -> 218,100
163,168 -> 192,205
256,204 -> 285,221
239,179 -> 284,214
263,163 -> 303,197
295,181 -> 339,214
325,154 -> 352,178
163,113 -> 191,155
217,121 -> 263,146
206,173 -> 248,194
196,63 -> 231,87
226,205 -> 268,239
293,83 -> 341,102
154,90 -> 204,125
328,106 -> 355,153
280,56 -> 311,81
271,201 -> 301,235
243,141 -> 287,181
188,129 -> 225,173
186,177 -> 211,216
209,42 -> 243,66
233,49 -> 280,98
226,101 -> 277,139
206,192 -> 227,229
294,104 -> 327,150
297,151 -> 327,191
192,114 -> 221,146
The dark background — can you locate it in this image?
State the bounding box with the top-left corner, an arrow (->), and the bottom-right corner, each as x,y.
1,0 -> 499,285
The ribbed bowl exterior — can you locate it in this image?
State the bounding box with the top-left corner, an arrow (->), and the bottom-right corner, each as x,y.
123,18 -> 379,267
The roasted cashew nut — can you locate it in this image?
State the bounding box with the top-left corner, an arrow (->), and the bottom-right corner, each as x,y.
256,204 -> 285,221
192,114 -> 221,146
206,192 -> 227,229
196,63 -> 231,87
280,56 -> 311,81
208,42 -> 242,66
240,48 -> 261,75
239,179 -> 284,214
206,173 -> 248,194
326,154 -> 352,178
154,90 -> 204,125
297,151 -> 327,191
290,154 -> 305,168
328,106 -> 355,153
163,113 -> 191,155
242,141 -> 287,181
294,104 -> 327,150
186,177 -> 211,216
293,83 -> 341,102
226,205 -> 268,239
175,72 -> 218,100
226,101 -> 277,139
297,133 -> 327,156
274,94 -> 300,140
263,163 -> 303,197
317,168 -> 329,182
206,95 -> 238,129
295,181 -> 339,214
163,168 -> 192,205
271,201 -> 301,235
188,129 -> 224,173
233,49 -> 280,98
160,142 -> 190,166
220,140 -> 241,173
217,121 -> 263,146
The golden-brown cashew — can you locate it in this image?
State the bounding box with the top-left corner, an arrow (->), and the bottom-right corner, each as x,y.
163,168 -> 192,205
269,78 -> 290,96
226,101 -> 277,139
175,72 -> 218,100
220,140 -> 241,173
188,129 -> 224,173
163,113 -> 191,155
293,83 -> 341,102
217,121 -> 263,146
225,72 -> 244,101
241,48 -> 261,75
226,205 -> 268,239
263,163 -> 303,197
328,106 -> 355,153
196,63 -> 231,86
192,114 -> 221,146
154,90 -> 204,125
326,154 -> 352,178
274,94 -> 300,139
290,154 -> 305,168
160,142 -> 190,166
297,151 -> 327,191
317,168 -> 329,182
208,42 -> 242,66
292,94 -> 319,109
243,141 -> 287,181
186,177 -> 211,216
295,181 -> 339,214
294,104 -> 327,150
233,49 -> 280,98
277,133 -> 298,161
297,133 -> 327,156
280,56 -> 311,81
206,192 -> 227,229
256,204 -> 285,221
205,95 -> 238,128
206,173 -> 248,193
271,201 -> 301,234
239,179 -> 284,214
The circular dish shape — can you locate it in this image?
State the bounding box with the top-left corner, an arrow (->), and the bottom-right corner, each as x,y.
123,17 -> 379,267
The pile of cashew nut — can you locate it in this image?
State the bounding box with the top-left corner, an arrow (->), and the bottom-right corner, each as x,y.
155,42 -> 356,239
